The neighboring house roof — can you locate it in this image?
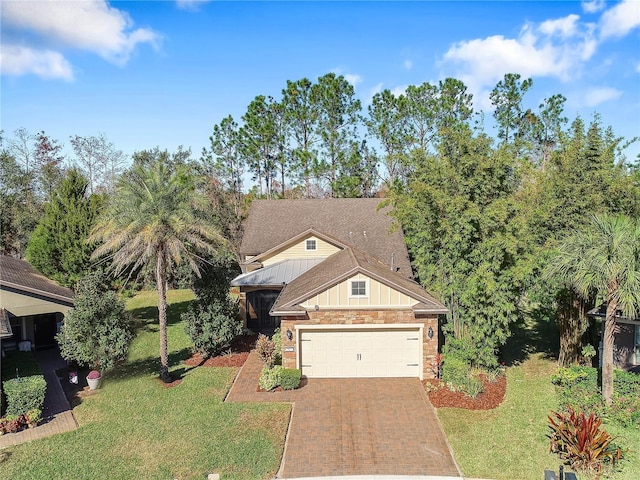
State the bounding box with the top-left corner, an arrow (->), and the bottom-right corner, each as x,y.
0,255 -> 74,306
231,258 -> 325,287
240,198 -> 413,278
0,308 -> 12,339
271,247 -> 448,316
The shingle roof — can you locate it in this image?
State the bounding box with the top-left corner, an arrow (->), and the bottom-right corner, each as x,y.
231,258 -> 325,287
271,247 -> 448,315
240,198 -> 413,278
0,308 -> 12,338
0,256 -> 74,305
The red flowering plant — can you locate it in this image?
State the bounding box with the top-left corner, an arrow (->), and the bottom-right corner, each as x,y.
87,370 -> 101,380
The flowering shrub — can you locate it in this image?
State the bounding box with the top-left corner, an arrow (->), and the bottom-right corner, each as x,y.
87,370 -> 101,380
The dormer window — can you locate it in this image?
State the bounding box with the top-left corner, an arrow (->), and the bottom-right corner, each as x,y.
306,239 -> 317,251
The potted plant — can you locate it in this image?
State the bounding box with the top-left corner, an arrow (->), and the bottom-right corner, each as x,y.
86,370 -> 102,390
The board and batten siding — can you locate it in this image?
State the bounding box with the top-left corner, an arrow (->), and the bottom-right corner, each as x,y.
261,236 -> 340,266
300,273 -> 419,308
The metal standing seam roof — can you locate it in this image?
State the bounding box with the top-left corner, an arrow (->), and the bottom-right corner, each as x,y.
231,258 -> 325,287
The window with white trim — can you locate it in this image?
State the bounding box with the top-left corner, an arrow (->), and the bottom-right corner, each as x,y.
351,280 -> 367,296
305,239 -> 317,251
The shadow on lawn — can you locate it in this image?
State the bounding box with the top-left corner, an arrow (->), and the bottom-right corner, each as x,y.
128,299 -> 194,332
101,347 -> 197,386
502,304 -> 559,367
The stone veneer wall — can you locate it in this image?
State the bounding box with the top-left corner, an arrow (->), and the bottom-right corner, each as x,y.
280,310 -> 439,379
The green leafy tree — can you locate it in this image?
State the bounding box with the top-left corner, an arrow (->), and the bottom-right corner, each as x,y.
33,131 -> 66,200
56,270 -> 134,372
490,73 -> 533,149
89,155 -> 227,382
182,254 -> 242,358
366,89 -> 408,186
282,78 -> 318,197
311,73 -> 362,195
203,115 -> 245,213
546,214 -> 640,404
26,169 -> 102,287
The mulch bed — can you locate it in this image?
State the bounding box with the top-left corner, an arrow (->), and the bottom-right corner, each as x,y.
183,334 -> 257,368
424,374 -> 507,410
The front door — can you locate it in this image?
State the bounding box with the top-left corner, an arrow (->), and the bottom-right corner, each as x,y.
33,314 -> 58,349
246,290 -> 281,332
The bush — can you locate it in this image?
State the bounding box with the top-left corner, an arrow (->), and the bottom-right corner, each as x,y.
56,271 -> 134,371
272,328 -> 283,366
441,352 -> 484,397
259,365 -> 283,391
25,409 -> 42,428
182,297 -> 242,358
549,406 -> 625,477
256,334 -> 277,368
552,366 -> 603,416
462,377 -> 484,398
3,375 -> 46,417
280,369 -> 301,390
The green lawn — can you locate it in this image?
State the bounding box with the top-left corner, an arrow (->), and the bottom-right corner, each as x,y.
0,289 -> 290,480
437,313 -> 640,480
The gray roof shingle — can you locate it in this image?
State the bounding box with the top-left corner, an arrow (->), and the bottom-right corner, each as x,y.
0,256 -> 74,305
240,198 -> 413,278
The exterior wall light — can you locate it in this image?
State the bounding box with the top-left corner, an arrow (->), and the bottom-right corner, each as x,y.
427,326 -> 434,340
286,328 -> 293,341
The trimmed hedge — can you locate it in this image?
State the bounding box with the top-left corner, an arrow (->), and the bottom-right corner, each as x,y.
280,368 -> 301,390
3,375 -> 47,417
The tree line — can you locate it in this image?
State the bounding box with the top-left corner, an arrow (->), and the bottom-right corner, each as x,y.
2,72 -> 639,394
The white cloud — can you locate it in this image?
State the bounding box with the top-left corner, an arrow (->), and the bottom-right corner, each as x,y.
176,0 -> 211,11
365,82 -> 384,104
582,0 -> 606,14
599,0 -> 640,39
581,86 -> 623,107
403,59 -> 413,70
2,1 -> 160,66
390,85 -> 408,97
442,14 -> 598,100
539,14 -> 580,38
0,45 -> 73,81
344,73 -> 363,86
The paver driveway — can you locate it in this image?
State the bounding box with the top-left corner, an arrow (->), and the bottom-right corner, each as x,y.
226,352 -> 461,479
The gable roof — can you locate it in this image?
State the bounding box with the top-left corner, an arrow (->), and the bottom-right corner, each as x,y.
270,247 -> 448,315
0,308 -> 12,339
231,258 -> 325,287
240,198 -> 413,278
243,228 -> 347,267
0,256 -> 74,306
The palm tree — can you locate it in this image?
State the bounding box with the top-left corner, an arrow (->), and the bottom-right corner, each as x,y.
90,159 -> 226,382
547,214 -> 640,404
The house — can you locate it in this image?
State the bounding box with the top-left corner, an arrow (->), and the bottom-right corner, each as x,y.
589,304 -> 640,371
231,198 -> 448,380
0,255 -> 74,354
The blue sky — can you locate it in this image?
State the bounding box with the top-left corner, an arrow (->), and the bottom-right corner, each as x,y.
2,1 -> 639,167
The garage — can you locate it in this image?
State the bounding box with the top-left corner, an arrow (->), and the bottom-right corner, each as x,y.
298,326 -> 422,378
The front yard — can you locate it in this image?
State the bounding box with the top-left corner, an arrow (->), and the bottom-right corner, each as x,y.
438,315 -> 640,480
0,289 -> 290,480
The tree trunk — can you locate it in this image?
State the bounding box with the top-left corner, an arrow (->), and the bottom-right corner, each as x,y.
556,290 -> 589,367
602,298 -> 617,405
156,248 -> 171,383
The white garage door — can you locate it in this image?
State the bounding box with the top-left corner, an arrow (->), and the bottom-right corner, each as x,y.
299,328 -> 421,378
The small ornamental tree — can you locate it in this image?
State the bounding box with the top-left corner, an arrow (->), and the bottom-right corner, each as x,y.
182,254 -> 242,358
56,270 -> 134,372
